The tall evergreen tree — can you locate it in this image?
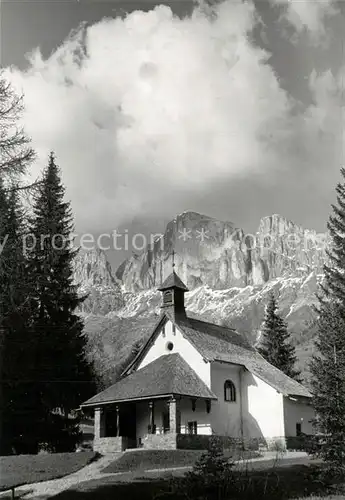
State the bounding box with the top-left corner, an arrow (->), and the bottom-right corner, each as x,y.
27,152 -> 95,451
258,292 -> 301,381
0,178 -> 10,453
310,167 -> 345,476
0,74 -> 38,454
0,184 -> 40,454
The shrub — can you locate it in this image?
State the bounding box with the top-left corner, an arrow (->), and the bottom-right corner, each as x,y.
267,438 -> 286,454
40,414 -> 83,453
171,436 -> 236,499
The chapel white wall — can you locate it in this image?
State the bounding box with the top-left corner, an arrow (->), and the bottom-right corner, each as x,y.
210,362 -> 243,437
242,371 -> 285,439
179,398 -> 212,435
137,320 -> 211,387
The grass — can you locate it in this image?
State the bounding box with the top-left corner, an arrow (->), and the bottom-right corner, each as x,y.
102,449 -> 205,473
292,497 -> 345,500
224,449 -> 262,461
50,463 -> 339,500
0,451 -> 97,492
102,449 -> 262,474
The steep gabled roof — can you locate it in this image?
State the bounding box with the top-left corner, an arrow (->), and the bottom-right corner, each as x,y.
158,271 -> 189,292
122,312 -> 168,376
174,315 -> 311,398
176,315 -> 254,352
123,310 -> 311,399
244,354 -> 311,399
82,353 -> 217,407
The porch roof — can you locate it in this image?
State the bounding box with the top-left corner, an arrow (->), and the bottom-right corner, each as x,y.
81,353 -> 217,407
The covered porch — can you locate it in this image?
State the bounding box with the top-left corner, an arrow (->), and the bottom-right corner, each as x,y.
81,353 -> 217,452
93,395 -> 214,452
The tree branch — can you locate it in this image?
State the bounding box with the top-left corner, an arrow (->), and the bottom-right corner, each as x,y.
5,180 -> 43,192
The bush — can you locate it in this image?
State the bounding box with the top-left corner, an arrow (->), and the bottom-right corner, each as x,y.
171,436 -> 237,499
267,438 -> 286,453
40,413 -> 83,453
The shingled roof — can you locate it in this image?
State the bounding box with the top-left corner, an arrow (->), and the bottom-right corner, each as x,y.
82,352 -> 217,407
174,315 -> 311,398
121,310 -> 311,399
158,272 -> 189,292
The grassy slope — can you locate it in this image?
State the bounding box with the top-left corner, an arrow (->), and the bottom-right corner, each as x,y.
0,452 -> 96,491
51,463 -> 334,500
84,314 -> 157,386
102,449 -> 263,474
102,450 -> 204,473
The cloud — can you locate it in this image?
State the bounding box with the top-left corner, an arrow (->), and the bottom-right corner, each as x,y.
307,67 -> 344,166
271,0 -> 338,42
4,0 -> 343,233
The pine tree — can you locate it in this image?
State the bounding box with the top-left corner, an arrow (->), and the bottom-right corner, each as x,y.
27,152 -> 95,451
310,302 -> 345,476
258,292 -> 301,381
0,184 -> 40,454
0,178 -> 10,453
310,167 -> 345,476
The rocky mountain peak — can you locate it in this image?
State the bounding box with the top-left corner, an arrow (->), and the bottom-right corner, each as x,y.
118,211 -> 328,292
74,248 -> 117,288
253,213 -> 327,280
258,214 -> 303,234
74,248 -> 124,315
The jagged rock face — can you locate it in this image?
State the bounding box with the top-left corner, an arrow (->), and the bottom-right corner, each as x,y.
250,215 -> 327,283
119,212 -> 327,292
119,211 -> 247,291
74,248 -> 117,287
73,249 -> 124,315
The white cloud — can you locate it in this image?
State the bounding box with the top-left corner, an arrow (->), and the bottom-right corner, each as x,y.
4,0 -> 343,233
272,0 -> 338,41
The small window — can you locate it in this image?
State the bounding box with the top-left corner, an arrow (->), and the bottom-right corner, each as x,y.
296,423 -> 302,436
166,341 -> 174,352
188,421 -> 197,435
224,380 -> 236,402
163,290 -> 173,304
172,324 -> 176,335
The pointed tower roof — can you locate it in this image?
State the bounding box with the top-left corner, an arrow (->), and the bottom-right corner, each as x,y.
158,271 -> 189,292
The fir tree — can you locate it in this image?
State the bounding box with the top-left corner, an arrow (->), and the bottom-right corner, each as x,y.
310,167 -> 345,476
0,178 -> 10,453
258,292 -> 301,381
310,301 -> 345,476
0,184 -> 40,454
27,152 -> 95,451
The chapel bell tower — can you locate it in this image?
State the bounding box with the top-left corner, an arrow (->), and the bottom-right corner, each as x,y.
158,252 -> 188,319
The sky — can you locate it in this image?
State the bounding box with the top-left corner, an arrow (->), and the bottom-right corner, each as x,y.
1,0 -> 344,267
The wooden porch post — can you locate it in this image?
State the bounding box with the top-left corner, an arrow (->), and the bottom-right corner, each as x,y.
116,405 -> 120,437
149,401 -> 155,433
